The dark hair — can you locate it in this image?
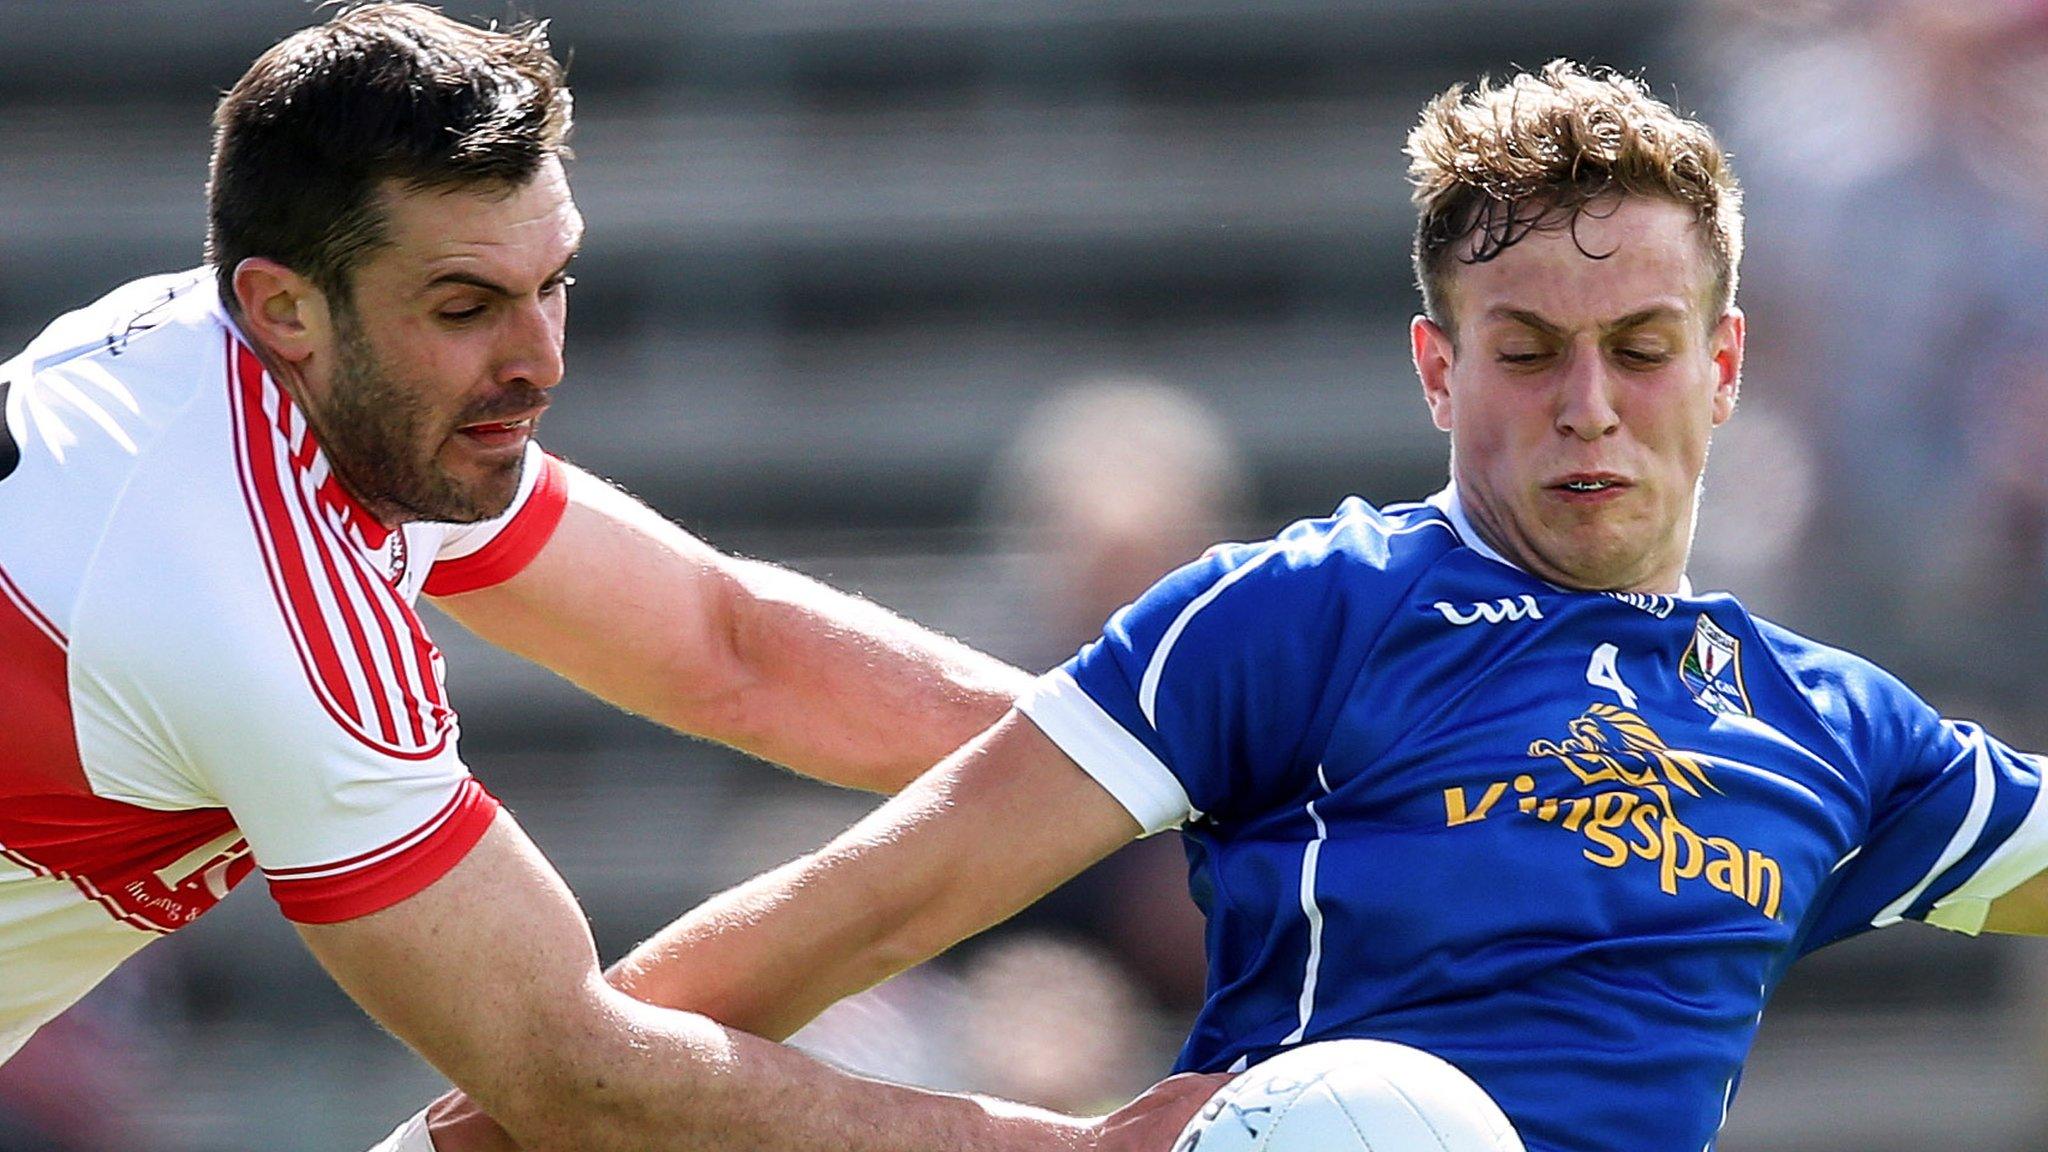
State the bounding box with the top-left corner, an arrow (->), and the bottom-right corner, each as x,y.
206,2 -> 572,313
1406,60 -> 1742,337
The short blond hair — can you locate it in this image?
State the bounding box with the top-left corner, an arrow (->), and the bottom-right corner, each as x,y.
1406,60 -> 1743,335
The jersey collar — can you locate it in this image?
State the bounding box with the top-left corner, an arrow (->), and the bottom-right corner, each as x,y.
1424,483 -> 1694,598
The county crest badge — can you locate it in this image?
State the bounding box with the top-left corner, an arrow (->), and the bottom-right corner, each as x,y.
1679,614 -> 1752,717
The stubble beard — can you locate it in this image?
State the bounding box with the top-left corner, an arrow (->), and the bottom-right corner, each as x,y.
317,310 -> 524,526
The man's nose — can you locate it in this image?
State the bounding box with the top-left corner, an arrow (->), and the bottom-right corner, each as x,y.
500,298 -> 565,391
1554,349 -> 1620,441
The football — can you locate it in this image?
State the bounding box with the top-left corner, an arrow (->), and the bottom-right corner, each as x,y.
1172,1039 -> 1524,1152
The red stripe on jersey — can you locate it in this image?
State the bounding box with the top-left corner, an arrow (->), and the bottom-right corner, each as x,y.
227,339 -> 451,760
332,541 -> 425,746
291,461 -> 404,746
232,343 -> 366,729
266,379 -> 418,746
265,778 -> 500,924
284,400 -> 317,471
260,353 -> 450,740
286,456 -> 451,744
392,596 -> 446,746
421,453 -> 570,597
0,565 -> 80,795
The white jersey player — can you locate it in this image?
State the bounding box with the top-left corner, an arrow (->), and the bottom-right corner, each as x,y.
0,267 -> 558,1061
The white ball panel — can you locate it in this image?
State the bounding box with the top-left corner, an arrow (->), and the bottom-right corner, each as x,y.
1172,1039 -> 1524,1152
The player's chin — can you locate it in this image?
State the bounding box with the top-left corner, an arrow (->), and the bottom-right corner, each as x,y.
428,450 -> 524,523
1540,531 -> 1643,588
458,469 -> 523,522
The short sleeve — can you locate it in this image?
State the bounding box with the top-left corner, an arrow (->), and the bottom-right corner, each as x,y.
421,445 -> 569,596
1019,510 -> 1389,834
159,599 -> 499,924
1802,691 -> 2048,950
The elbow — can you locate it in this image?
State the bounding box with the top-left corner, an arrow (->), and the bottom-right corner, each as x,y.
651,567 -> 768,740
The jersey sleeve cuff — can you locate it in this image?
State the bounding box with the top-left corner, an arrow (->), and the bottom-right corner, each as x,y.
422,454 -> 569,597
1924,760 -> 2048,936
1018,668 -> 1194,835
263,778 -> 500,924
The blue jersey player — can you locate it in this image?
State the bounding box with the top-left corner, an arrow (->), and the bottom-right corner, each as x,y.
419,61 -> 2048,1152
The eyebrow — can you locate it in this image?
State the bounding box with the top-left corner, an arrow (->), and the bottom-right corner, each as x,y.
421,247 -> 581,298
1602,306 -> 1688,333
423,270 -> 517,297
1487,304 -> 1689,336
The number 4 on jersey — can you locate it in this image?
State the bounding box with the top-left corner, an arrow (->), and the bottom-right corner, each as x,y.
1587,643 -> 1638,708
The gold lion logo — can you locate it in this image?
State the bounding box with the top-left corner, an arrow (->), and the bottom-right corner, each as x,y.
1526,703 -> 1717,807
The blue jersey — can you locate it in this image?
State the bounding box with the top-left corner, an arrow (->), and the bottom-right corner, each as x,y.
1016,490 -> 2048,1152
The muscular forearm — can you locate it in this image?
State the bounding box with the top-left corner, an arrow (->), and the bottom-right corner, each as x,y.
606,715 -> 1138,1039
697,556 -> 1029,792
417,985 -> 1090,1152
503,993 -> 1090,1152
318,815 -> 1096,1152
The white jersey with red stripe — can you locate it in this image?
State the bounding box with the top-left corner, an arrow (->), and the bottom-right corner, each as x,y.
0,268 -> 569,1063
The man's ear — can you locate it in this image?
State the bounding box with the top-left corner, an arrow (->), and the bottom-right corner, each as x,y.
1413,314 -> 1456,433
230,258 -> 330,368
1709,307 -> 1745,427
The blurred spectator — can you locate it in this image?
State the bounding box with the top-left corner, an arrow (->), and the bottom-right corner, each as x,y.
792,377 -> 1254,1098
953,933 -> 1170,1113
791,933 -> 1169,1114
985,376 -> 1255,1017
789,965 -> 973,1094
987,377 -> 1255,670
798,377 -> 1254,1096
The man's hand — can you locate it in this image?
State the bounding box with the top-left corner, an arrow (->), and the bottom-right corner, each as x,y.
1089,1073 -> 1232,1152
404,1060 -> 1228,1152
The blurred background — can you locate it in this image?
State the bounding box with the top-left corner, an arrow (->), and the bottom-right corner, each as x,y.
6,0 -> 2048,1148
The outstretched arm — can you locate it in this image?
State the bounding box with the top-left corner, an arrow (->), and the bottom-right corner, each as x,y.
421,711 -> 1166,1151
310,807 -> 1101,1152
610,710 -> 1142,1037
432,461 -> 1028,793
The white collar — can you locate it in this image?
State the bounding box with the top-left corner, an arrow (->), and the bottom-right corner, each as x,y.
1424,483 -> 1694,598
